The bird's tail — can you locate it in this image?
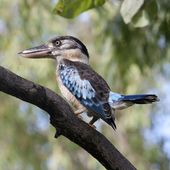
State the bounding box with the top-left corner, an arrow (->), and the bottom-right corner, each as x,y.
109,92 -> 159,110
121,94 -> 159,104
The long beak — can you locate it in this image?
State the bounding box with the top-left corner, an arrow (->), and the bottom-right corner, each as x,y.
18,44 -> 53,59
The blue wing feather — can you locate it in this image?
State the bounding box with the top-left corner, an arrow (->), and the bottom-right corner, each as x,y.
59,64 -> 109,120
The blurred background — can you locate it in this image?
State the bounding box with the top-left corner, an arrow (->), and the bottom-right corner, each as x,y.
0,0 -> 170,169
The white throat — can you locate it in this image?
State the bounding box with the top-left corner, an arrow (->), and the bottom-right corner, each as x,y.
55,54 -> 89,65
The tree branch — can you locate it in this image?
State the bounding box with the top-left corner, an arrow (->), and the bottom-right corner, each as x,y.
0,66 -> 136,170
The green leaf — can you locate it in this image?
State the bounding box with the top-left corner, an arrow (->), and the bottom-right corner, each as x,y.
53,0 -> 106,18
132,9 -> 150,27
120,0 -> 144,24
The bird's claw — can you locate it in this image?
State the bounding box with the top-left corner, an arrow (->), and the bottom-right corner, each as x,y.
74,108 -> 86,116
88,124 -> 96,129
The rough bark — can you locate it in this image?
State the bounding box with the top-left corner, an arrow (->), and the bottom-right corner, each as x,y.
0,66 -> 136,170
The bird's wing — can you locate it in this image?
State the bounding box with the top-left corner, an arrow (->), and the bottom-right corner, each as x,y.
58,59 -> 112,120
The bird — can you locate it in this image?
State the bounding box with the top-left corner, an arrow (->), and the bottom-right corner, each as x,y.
19,35 -> 159,130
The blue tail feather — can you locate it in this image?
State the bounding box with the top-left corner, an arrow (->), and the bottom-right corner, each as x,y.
121,94 -> 159,104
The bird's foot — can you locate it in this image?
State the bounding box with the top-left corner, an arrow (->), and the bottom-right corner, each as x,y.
88,123 -> 96,129
74,108 -> 86,116
87,116 -> 98,129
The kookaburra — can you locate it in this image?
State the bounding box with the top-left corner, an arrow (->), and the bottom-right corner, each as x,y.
19,36 -> 159,129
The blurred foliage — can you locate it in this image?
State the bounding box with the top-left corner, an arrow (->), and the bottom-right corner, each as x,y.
53,0 -> 105,18
120,0 -> 145,24
0,0 -> 170,169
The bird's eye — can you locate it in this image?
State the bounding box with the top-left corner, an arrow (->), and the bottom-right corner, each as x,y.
55,40 -> 61,46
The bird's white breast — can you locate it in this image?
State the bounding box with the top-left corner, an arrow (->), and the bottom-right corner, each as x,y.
56,68 -> 84,109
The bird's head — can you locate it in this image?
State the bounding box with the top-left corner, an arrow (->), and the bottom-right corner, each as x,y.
19,36 -> 89,64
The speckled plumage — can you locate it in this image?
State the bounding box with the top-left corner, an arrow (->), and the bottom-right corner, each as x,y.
19,35 -> 159,130
57,59 -> 116,128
